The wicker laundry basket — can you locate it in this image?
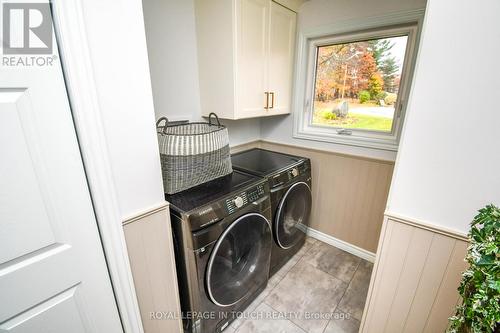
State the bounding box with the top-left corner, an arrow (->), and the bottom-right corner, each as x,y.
156,113 -> 233,194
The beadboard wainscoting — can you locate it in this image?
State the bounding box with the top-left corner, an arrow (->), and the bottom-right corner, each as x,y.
259,140 -> 394,254
123,203 -> 183,333
360,214 -> 468,333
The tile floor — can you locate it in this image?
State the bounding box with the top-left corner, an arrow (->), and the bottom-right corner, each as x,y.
227,237 -> 373,333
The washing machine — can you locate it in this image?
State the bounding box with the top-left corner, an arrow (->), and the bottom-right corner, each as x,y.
166,170 -> 272,333
231,148 -> 312,276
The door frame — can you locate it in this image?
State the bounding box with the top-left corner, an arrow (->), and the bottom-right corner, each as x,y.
50,2 -> 144,333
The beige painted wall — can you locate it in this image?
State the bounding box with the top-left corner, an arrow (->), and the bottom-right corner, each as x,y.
123,204 -> 182,333
360,216 -> 468,333
259,141 -> 394,253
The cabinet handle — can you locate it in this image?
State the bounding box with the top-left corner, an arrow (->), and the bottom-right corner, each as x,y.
269,92 -> 275,109
264,92 -> 269,109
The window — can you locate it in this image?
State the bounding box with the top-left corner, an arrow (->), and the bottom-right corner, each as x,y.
294,24 -> 419,150
313,35 -> 407,132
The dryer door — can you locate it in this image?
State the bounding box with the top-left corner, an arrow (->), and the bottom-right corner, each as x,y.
206,213 -> 271,307
275,182 -> 312,249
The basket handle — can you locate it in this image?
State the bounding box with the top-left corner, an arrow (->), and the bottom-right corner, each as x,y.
208,113 -> 221,126
156,117 -> 169,134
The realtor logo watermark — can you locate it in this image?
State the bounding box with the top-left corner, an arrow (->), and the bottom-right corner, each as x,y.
2,3 -> 56,66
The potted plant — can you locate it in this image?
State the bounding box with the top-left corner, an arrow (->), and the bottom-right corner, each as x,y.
448,204 -> 500,333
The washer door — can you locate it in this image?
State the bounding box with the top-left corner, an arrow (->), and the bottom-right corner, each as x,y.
206,213 -> 271,307
275,182 -> 312,249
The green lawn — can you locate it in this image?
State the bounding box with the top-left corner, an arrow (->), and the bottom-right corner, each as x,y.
313,110 -> 393,132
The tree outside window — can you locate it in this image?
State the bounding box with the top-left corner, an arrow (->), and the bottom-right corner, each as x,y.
312,36 -> 408,133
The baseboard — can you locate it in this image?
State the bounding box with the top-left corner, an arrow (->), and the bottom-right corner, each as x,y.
306,227 -> 376,263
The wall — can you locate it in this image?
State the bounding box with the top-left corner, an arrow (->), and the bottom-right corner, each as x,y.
361,217 -> 468,333
259,0 -> 425,253
386,0 -> 500,233
142,0 -> 201,122
80,0 -> 165,219
261,141 -> 393,254
260,0 -> 427,162
80,3 -> 183,331
362,0 -> 500,330
142,0 -> 262,147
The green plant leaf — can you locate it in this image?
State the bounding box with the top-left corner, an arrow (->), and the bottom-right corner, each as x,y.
448,204 -> 500,333
488,280 -> 500,291
477,254 -> 495,266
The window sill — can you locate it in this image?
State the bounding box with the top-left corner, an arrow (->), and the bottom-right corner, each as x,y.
293,128 -> 399,151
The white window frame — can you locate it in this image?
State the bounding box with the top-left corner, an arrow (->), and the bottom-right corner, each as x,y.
293,10 -> 424,151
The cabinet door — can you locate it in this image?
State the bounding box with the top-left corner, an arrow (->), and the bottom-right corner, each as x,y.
236,0 -> 270,118
268,2 -> 296,115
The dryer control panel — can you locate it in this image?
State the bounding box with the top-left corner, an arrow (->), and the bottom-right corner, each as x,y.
270,160 -> 311,188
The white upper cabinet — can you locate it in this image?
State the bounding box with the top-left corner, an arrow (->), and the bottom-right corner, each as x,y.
237,0 -> 270,118
268,1 -> 296,114
195,0 -> 297,119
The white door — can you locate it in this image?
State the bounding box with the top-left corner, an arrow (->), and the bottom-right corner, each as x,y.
268,1 -> 296,115
237,0 -> 270,118
0,4 -> 123,333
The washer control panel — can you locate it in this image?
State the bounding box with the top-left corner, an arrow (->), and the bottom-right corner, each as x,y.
233,196 -> 245,208
247,184 -> 266,202
225,184 -> 266,214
